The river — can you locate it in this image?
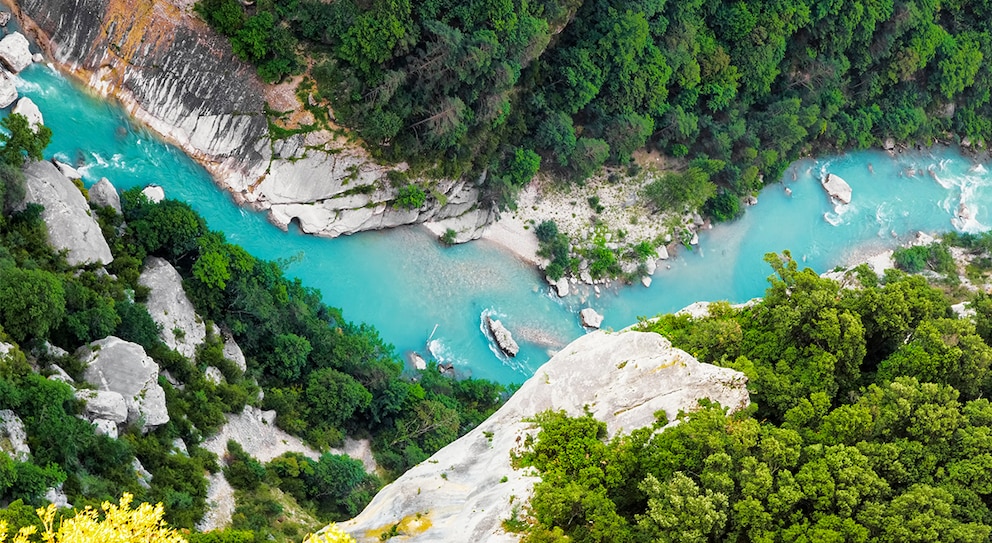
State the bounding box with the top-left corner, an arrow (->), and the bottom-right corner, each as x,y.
12,62 -> 992,384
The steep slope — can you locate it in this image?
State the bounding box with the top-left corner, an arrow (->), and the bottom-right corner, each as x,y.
337,329 -> 749,542
8,0 -> 492,239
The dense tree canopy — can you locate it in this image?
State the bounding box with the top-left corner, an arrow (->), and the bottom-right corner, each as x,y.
198,0 -> 992,211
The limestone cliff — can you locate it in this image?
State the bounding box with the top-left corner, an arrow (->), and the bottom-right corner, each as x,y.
9,0 -> 492,239
337,329 -> 749,542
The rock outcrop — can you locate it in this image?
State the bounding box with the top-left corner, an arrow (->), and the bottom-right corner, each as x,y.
0,71 -> 16,108
21,160 -> 114,266
139,257 -> 206,359
89,177 -> 122,213
14,0 -> 493,240
486,317 -> 519,357
222,335 -> 247,373
12,97 -> 43,130
0,32 -> 32,73
0,409 -> 31,462
580,307 -> 604,328
141,184 -> 165,203
77,336 -> 169,432
822,173 -> 853,205
339,329 -> 749,542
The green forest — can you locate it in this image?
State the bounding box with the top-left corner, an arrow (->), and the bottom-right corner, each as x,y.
508,252 -> 992,542
0,115 -> 506,542
197,0 -> 992,211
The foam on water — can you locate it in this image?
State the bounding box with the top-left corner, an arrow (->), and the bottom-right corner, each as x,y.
15,62 -> 992,384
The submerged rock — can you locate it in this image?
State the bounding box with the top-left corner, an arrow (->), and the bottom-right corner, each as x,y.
486,317 -> 519,357
338,329 -> 749,542
821,173 -> 853,205
22,161 -> 113,266
0,32 -> 32,73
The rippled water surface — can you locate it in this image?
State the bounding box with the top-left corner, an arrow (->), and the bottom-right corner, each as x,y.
14,63 -> 992,383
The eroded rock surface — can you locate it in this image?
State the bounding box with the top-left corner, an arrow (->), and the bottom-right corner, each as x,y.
77,336 -> 169,431
22,161 -> 113,266
339,329 -> 749,542
0,32 -> 32,73
139,256 -> 206,359
89,177 -> 122,213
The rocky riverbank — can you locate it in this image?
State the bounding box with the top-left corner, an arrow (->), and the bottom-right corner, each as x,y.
5,0 -> 495,240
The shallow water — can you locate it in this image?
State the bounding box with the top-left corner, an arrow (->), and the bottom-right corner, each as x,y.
13,63 -> 992,384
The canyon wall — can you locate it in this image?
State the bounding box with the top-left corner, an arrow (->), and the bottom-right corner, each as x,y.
10,0 -> 492,239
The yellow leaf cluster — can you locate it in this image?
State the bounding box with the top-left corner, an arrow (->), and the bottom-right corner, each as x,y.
0,493 -> 186,543
303,524 -> 356,543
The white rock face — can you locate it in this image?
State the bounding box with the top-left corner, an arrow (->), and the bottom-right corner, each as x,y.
339,330 -> 749,542
75,389 -> 128,424
92,418 -> 118,439
53,160 -> 81,180
89,177 -> 122,213
423,207 -> 496,244
77,336 -> 169,432
822,173 -> 853,205
0,71 -> 15,108
139,257 -> 206,360
0,32 -> 32,73
12,97 -> 43,131
580,307 -> 603,329
22,161 -> 114,266
142,185 -> 165,203
486,317 -> 519,357
0,410 -> 30,462
222,336 -> 247,373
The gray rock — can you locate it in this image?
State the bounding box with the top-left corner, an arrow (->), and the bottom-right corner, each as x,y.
205,366 -> 224,385
53,160 -> 81,180
44,485 -> 72,509
641,276 -> 653,288
0,32 -> 32,73
40,341 -> 69,358
172,438 -> 188,457
46,364 -> 74,384
486,317 -> 519,357
339,330 -> 749,542
77,336 -> 169,431
75,389 -> 128,424
142,185 -> 165,203
0,71 -> 15,109
410,353 -> 427,371
0,409 -> 31,461
89,178 -> 122,214
222,336 -> 247,373
133,458 -> 153,489
92,418 -> 118,439
554,277 -> 569,297
884,137 -> 895,151
690,231 -> 699,245
657,246 -> 669,260
12,97 -> 43,131
139,257 -> 206,359
22,161 -> 114,266
31,53 -> 43,63
645,257 -> 656,276
0,12 -> 10,26
579,308 -> 603,329
0,342 -> 12,358
821,173 -> 853,205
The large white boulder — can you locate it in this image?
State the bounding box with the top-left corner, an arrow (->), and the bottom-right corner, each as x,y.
0,32 -> 32,73
822,173 -> 853,205
142,185 -> 165,203
139,257 -> 206,360
74,389 -> 128,424
486,317 -> 519,357
77,337 -> 169,432
580,307 -> 604,329
338,329 -> 749,542
0,71 -> 15,108
0,410 -> 30,462
12,97 -> 43,131
89,177 -> 122,214
22,161 -> 114,266
222,336 -> 247,373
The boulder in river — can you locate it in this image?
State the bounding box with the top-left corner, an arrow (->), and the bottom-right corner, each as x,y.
554,277 -> 569,297
821,173 -> 852,205
580,308 -> 604,329
486,317 -> 519,357
0,32 -> 32,73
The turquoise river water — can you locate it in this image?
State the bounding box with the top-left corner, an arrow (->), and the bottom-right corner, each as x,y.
11,63 -> 992,384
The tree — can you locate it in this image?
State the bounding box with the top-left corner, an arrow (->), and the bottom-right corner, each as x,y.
0,113 -> 52,167
305,368 -> 372,431
0,267 -> 65,343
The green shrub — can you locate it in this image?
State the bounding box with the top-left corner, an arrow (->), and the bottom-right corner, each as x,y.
394,184 -> 426,210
